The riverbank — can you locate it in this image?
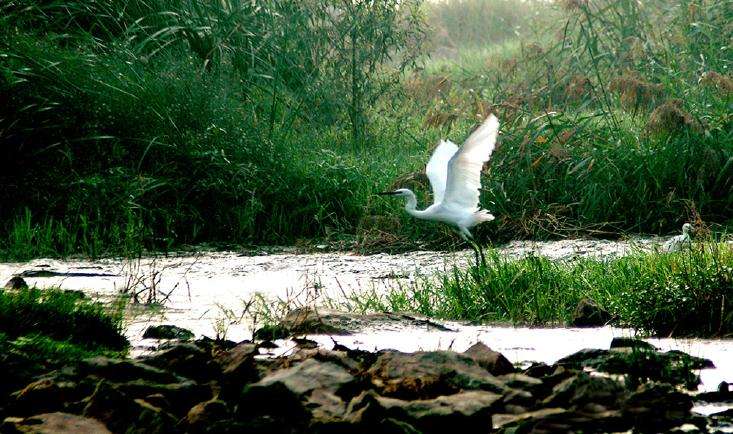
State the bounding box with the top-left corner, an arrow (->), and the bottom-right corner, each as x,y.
1,330 -> 732,433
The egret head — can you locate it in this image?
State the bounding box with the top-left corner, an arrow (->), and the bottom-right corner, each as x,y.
378,188 -> 412,197
682,223 -> 693,234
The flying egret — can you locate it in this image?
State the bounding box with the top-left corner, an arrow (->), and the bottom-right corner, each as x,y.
379,114 -> 499,264
663,223 -> 693,252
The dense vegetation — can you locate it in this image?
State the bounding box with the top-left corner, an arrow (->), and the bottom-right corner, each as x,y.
0,288 -> 126,397
361,243 -> 733,337
1,0 -> 731,258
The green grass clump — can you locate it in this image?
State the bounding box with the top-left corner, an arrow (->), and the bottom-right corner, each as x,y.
0,287 -> 127,400
0,288 -> 127,350
363,243 -> 733,337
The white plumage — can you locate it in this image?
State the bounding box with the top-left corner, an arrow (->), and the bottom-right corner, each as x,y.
380,114 -> 499,241
663,223 -> 693,252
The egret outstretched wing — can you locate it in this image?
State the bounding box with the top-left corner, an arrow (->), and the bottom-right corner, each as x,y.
442,115 -> 499,210
425,139 -> 459,205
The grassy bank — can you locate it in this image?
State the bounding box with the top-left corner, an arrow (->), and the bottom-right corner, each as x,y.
1,0 -> 731,259
0,287 -> 127,397
356,243 -> 733,337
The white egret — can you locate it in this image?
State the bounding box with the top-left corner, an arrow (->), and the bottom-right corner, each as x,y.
663,223 -> 693,252
379,114 -> 499,263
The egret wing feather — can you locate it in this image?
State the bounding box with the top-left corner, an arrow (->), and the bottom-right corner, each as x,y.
425,140 -> 459,205
443,115 -> 499,210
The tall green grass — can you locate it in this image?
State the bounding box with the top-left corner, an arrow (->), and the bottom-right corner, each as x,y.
360,243 -> 733,337
0,0 -> 731,258
409,0 -> 732,240
0,0 -> 427,259
0,288 -> 127,349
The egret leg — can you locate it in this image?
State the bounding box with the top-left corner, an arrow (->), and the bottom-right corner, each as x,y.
471,239 -> 486,267
459,227 -> 485,267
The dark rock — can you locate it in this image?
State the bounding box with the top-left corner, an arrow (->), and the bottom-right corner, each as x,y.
140,342 -> 218,383
141,393 -> 170,410
10,376 -> 92,416
255,309 -> 453,341
245,358 -> 358,399
142,325 -> 195,341
497,373 -> 545,397
256,340 -> 279,350
720,381 -> 730,392
522,362 -> 555,378
1,412 -> 112,433
492,407 -> 567,430
610,337 -> 657,351
367,351 -> 506,399
130,399 -> 181,434
81,381 -> 137,432
280,307 -> 353,336
542,373 -> 627,408
185,399 -> 230,432
286,348 -> 361,372
253,324 -> 290,341
494,404 -> 630,433
216,342 -> 259,398
344,389 -> 501,434
79,357 -> 181,384
194,336 -> 237,352
591,349 -> 702,389
623,383 -> 694,432
332,342 -> 379,368
307,389 -> 348,428
238,358 -> 360,430
81,381 -> 179,433
571,298 -> 611,327
3,277 -> 28,290
555,348 -> 610,368
114,379 -> 210,416
293,337 -> 319,349
697,382 -> 733,403
463,342 -> 515,375
500,388 -> 536,408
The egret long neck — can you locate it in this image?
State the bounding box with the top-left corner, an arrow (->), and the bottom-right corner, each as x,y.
402,190 -> 428,219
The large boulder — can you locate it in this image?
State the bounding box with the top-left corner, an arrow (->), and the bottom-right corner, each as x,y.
623,383 -> 694,432
242,358 -> 359,400
237,358 -> 361,431
367,351 -> 506,399
9,376 -> 92,416
542,373 -> 627,408
141,343 -> 219,383
345,390 -> 501,434
1,412 -> 111,434
463,343 -> 516,375
81,381 -> 179,433
113,379 -> 211,416
185,399 -> 230,433
79,357 -> 181,384
215,343 -> 259,399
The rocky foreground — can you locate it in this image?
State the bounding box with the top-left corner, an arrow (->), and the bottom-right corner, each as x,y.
1,331 -> 733,433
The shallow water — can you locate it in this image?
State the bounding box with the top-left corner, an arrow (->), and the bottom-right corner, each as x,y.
1,237 -> 731,395
0,238 -> 659,345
